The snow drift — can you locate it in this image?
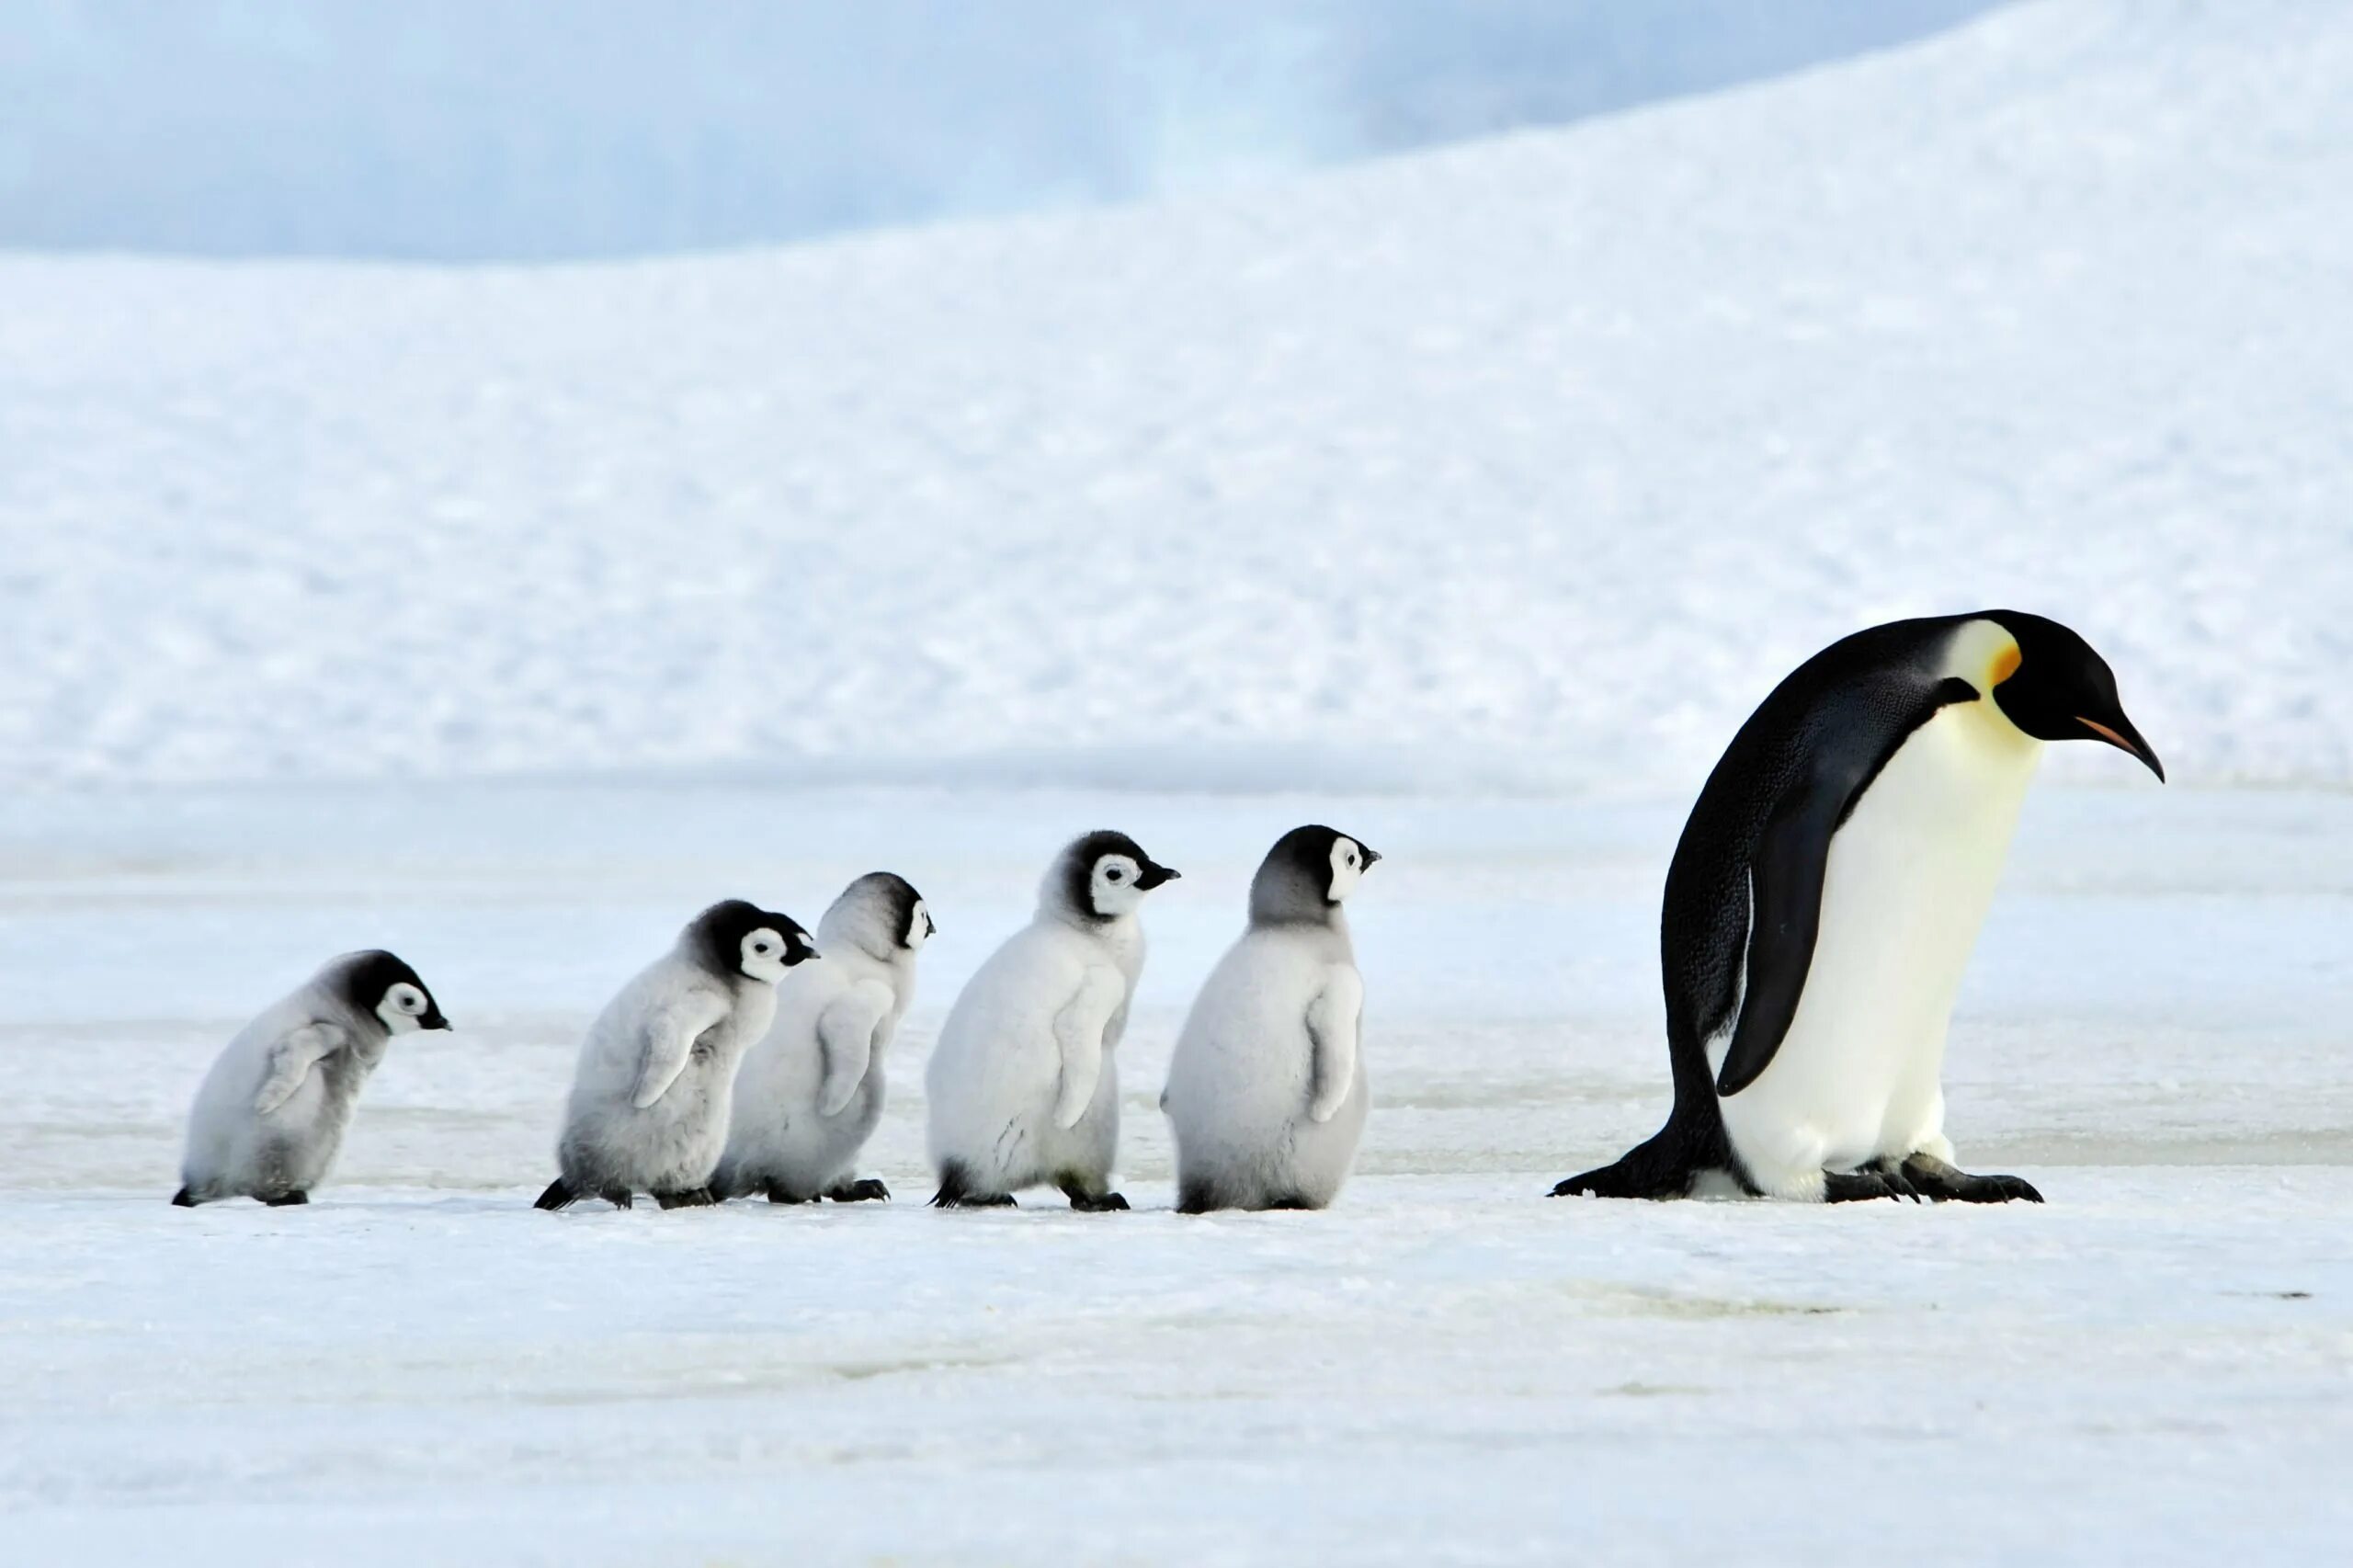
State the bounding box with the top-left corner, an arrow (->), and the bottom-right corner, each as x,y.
0,0 -> 2347,793
3,0 -> 2001,259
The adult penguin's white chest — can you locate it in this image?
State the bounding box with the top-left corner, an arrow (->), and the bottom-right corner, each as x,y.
1717,700 -> 2041,1196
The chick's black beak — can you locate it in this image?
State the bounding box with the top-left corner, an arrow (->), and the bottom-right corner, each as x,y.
1361,847 -> 1382,869
422,1007 -> 451,1032
2079,711 -> 2165,782
1137,863 -> 1180,890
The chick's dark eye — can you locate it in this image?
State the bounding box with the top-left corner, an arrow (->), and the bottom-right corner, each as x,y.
1107,869 -> 1124,882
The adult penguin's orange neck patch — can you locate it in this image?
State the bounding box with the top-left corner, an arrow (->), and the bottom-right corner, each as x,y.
1990,642 -> 2022,687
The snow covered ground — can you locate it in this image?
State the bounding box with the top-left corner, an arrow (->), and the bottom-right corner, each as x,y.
1,780 -> 2347,1563
5,0 -> 2352,793
6,0 -> 2352,1560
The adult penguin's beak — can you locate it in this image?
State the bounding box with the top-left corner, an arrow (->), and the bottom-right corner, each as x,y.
2077,711 -> 2165,781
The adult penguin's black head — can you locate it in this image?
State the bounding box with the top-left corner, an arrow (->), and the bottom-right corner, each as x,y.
1983,610 -> 2164,780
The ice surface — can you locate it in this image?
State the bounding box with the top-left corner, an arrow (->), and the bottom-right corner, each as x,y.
8,1170 -> 2347,1566
4,0 -> 2350,790
0,782 -> 2347,1563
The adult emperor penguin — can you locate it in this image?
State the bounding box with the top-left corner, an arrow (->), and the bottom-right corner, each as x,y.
925,830 -> 1178,1210
714,873 -> 933,1205
1553,610 -> 2162,1204
173,951 -> 450,1207
1162,825 -> 1379,1213
534,899 -> 816,1211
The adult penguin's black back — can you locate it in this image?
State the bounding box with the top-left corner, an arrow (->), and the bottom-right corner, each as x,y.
1552,610 -> 2160,1204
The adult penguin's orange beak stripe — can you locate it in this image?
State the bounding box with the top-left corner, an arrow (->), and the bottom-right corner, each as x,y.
2077,716 -> 2165,781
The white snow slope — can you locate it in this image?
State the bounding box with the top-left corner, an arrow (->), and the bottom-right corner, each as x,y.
2,0 -> 2003,258
3,0 -> 2349,792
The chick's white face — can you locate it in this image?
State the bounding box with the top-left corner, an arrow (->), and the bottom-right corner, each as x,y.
739,926 -> 794,984
1091,854 -> 1147,917
1327,836 -> 1368,903
905,900 -> 934,950
376,982 -> 432,1035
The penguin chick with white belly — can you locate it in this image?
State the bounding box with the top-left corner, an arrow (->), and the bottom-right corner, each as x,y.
1554,610 -> 2162,1205
714,873 -> 933,1204
925,831 -> 1179,1210
174,950 -> 451,1207
1162,825 -> 1379,1213
535,900 -> 817,1211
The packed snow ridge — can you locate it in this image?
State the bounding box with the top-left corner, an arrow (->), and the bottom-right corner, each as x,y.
1,0 -> 2347,793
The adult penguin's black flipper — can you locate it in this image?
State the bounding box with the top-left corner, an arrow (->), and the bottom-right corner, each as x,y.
1711,788 -> 1840,1097
1711,676 -> 1984,1097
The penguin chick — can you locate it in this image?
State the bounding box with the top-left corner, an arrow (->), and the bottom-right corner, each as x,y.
1162,826 -> 1379,1212
924,831 -> 1178,1210
535,899 -> 816,1211
174,950 -> 451,1207
714,873 -> 933,1205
